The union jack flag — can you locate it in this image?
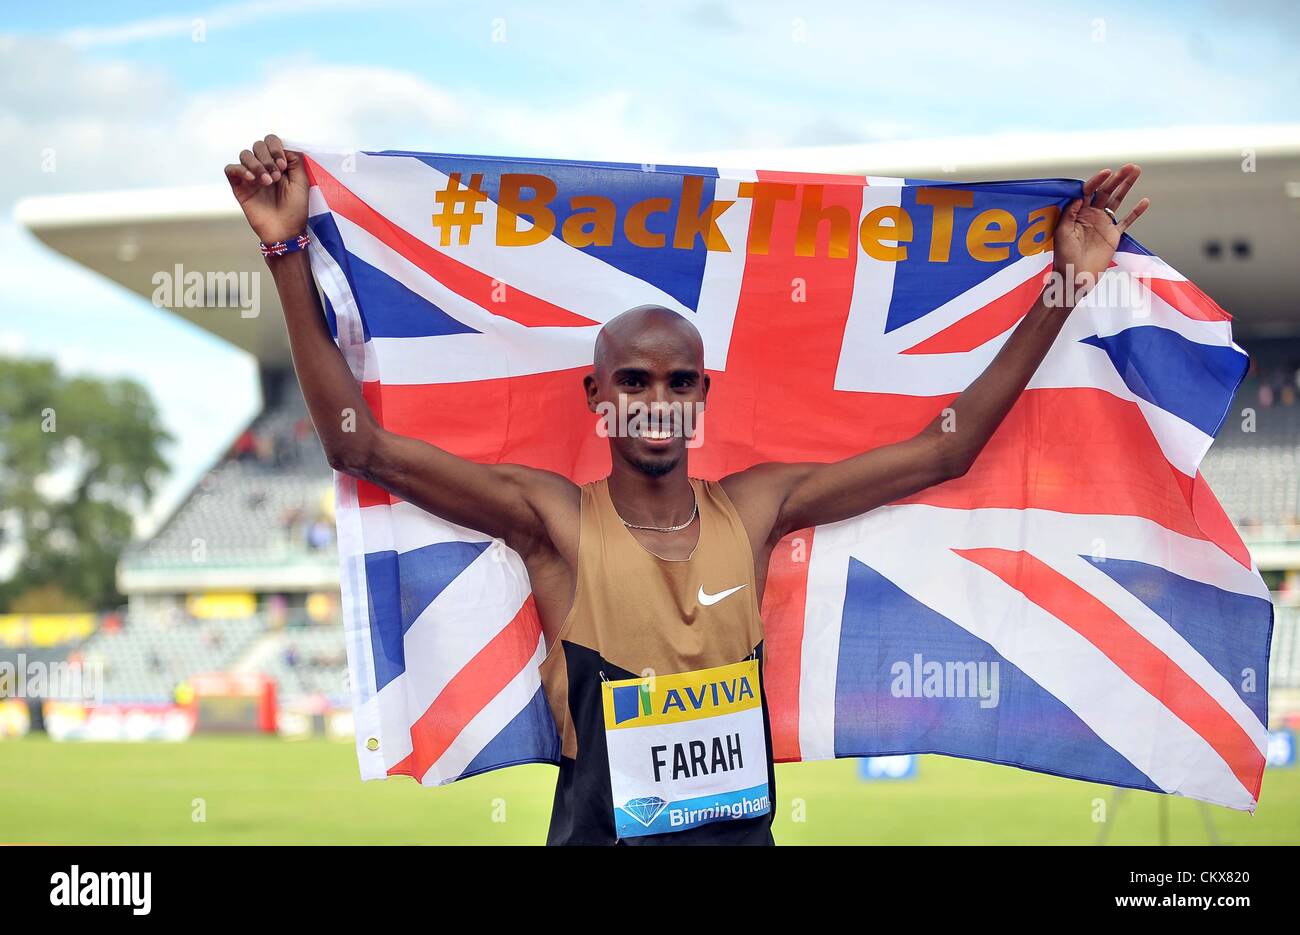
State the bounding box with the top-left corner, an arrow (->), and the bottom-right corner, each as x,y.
300,147 -> 1273,811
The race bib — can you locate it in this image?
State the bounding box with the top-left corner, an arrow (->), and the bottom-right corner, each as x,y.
601,658 -> 771,839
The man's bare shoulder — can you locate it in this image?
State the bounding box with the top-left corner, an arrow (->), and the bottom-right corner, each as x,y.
719,461 -> 811,501
481,464 -> 581,565
494,463 -> 581,514
719,462 -> 814,546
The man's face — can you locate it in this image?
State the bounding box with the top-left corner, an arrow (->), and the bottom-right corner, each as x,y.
585,315 -> 709,478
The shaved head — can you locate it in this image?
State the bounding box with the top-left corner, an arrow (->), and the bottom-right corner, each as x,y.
593,305 -> 703,374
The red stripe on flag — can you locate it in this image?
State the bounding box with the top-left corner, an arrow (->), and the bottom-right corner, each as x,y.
696,169 -> 865,759
901,264 -> 1052,354
303,155 -> 596,328
1145,276 -> 1232,322
899,387 -> 1251,568
955,547 -> 1263,800
692,168 -> 867,478
352,367 -> 612,508
387,595 -> 544,781
761,527 -> 814,762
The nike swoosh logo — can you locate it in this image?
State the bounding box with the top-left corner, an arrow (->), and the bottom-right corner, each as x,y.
697,584 -> 747,606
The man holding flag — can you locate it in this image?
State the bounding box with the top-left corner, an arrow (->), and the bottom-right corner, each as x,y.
226,133 -> 1160,845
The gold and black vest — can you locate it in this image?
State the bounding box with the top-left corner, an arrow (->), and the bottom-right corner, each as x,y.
539,476 -> 775,845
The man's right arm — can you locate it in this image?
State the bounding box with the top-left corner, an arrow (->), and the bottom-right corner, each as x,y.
225,134 -> 576,556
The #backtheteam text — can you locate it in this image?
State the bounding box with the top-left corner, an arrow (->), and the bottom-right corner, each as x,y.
439,172 -> 1061,263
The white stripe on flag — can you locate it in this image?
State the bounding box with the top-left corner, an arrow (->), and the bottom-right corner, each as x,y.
421,634 -> 550,785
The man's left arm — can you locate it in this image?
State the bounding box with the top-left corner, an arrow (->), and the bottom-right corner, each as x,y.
723,165 -> 1150,544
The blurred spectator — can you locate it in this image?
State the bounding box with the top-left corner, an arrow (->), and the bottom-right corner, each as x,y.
306,518 -> 334,551
232,429 -> 257,461
280,505 -> 304,544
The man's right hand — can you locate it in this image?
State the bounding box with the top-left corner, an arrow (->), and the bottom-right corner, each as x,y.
224,133 -> 309,244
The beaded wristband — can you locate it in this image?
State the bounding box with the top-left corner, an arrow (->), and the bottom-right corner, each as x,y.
259,233 -> 311,258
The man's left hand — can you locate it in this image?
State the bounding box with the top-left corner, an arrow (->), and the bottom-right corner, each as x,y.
1052,164 -> 1150,297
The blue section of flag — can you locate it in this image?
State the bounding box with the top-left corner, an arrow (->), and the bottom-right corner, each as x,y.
1116,234 -> 1153,256
309,211 -> 477,339
833,557 -> 1160,793
886,180 -> 1072,333
309,213 -> 369,342
1079,326 -> 1247,436
397,154 -> 718,314
459,686 -> 560,778
1084,556 -> 1274,725
364,540 -> 491,692
321,292 -> 338,339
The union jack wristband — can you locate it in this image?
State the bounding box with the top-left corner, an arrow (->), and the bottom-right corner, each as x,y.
259,233 -> 311,258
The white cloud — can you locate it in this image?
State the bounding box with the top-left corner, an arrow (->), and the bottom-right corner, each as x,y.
0,39 -> 705,206
57,0 -> 390,49
181,64 -> 471,156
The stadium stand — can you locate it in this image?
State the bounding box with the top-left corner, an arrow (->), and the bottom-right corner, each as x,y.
1,610 -> 347,706
123,393 -> 336,572
76,614 -> 263,702
1200,375 -> 1300,542
1274,607 -> 1300,689
242,625 -> 348,703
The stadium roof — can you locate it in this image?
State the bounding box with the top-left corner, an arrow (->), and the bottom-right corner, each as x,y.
15,124 -> 1300,365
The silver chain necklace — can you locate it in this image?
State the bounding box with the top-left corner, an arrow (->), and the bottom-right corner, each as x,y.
617,495 -> 698,533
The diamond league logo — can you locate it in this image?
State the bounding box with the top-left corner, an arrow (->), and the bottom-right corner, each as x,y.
622,795 -> 668,827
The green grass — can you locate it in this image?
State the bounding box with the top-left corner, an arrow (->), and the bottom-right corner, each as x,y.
1,736 -> 1296,844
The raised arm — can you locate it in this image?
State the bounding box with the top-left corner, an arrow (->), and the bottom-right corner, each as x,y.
224,135 -> 576,555
724,166 -> 1150,544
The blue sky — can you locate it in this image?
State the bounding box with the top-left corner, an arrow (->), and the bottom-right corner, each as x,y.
3,0 -> 1299,532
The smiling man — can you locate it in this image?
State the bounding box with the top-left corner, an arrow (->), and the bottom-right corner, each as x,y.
227,133 -> 1148,845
